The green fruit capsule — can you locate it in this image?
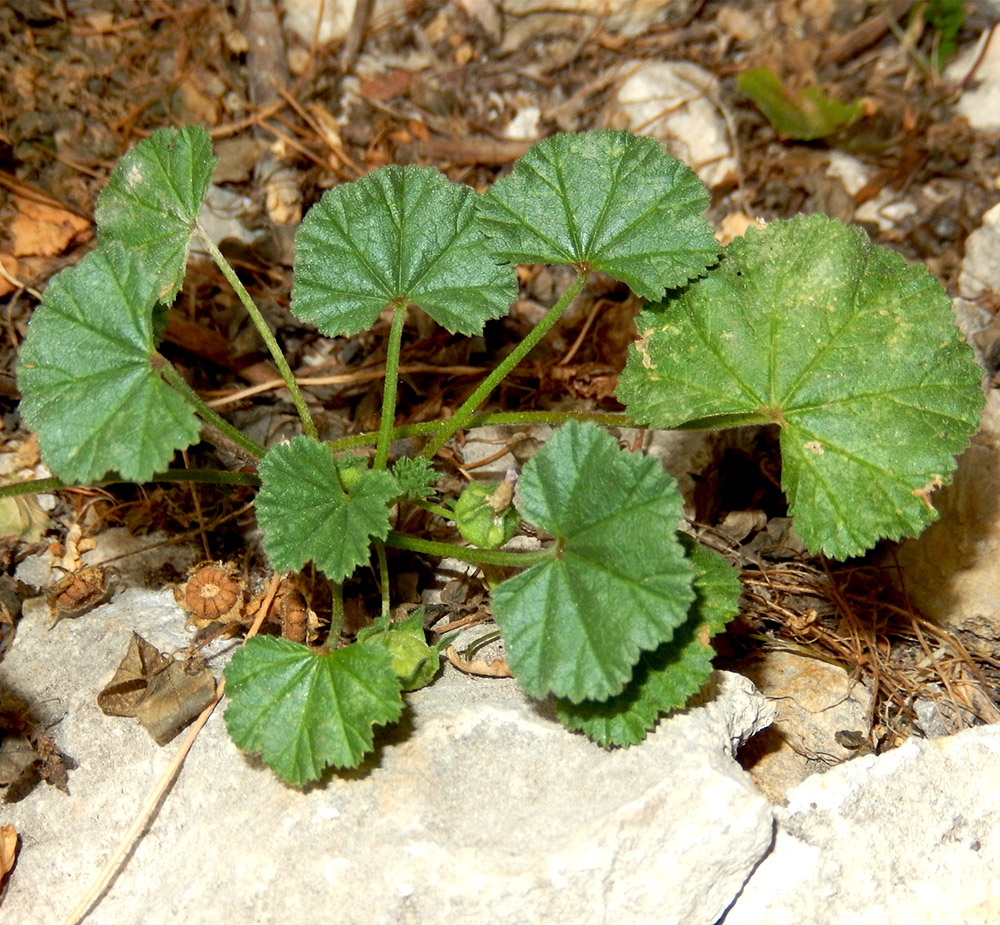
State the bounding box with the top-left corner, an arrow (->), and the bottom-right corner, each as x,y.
357,608 -> 441,691
453,474 -> 520,549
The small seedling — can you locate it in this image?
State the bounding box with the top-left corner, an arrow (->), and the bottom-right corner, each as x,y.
12,127 -> 983,785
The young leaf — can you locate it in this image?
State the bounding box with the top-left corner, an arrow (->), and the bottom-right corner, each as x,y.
291,165 -> 517,337
95,125 -> 215,301
618,214 -> 984,559
224,636 -> 404,785
921,0 -> 964,68
736,68 -> 863,141
490,420 -> 695,703
16,244 -> 201,483
255,438 -> 398,581
476,130 -> 719,300
390,455 -> 437,500
554,539 -> 741,747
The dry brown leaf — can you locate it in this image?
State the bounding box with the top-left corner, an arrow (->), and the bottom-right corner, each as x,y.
34,732 -> 72,792
0,255 -> 20,297
134,661 -> 218,746
98,632 -> 218,746
0,492 -> 51,542
444,644 -> 512,678
10,195 -> 90,258
97,632 -> 169,716
0,736 -> 37,788
0,694 -> 75,797
0,824 -> 19,894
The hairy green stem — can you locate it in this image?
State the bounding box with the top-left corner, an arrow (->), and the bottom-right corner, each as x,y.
158,359 -> 266,458
143,468 -> 260,487
327,410 -> 639,453
328,580 -> 344,642
407,498 -> 456,521
375,540 -> 391,620
0,468 -> 260,502
0,477 -> 65,498
385,530 -> 554,568
194,222 -> 319,440
374,304 -> 408,471
421,272 -> 591,458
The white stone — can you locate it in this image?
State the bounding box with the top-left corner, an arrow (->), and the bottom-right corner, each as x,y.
282,0 -> 412,46
891,391 -> 1000,646
607,61 -> 737,189
192,185 -> 265,253
504,106 -> 541,140
725,724 -> 1000,924
2,591 -> 774,924
946,26 -> 1000,131
498,0 -> 670,35
826,150 -> 870,196
826,152 -> 918,231
738,651 -> 870,803
959,201 -> 1000,300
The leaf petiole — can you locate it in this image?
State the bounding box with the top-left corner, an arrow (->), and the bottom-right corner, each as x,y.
0,468 -> 260,502
329,580 -> 345,642
374,303 -> 408,471
385,530 -> 554,569
375,540 -> 391,620
406,498 -> 456,521
420,272 -> 591,459
194,222 -> 319,441
157,358 -> 266,458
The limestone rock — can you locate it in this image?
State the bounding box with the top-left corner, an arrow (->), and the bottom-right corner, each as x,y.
892,391 -> 1000,651
605,61 -> 737,189
1,591 -> 774,924
735,651 -> 870,803
725,724 -> 1000,925
946,26 -> 1000,131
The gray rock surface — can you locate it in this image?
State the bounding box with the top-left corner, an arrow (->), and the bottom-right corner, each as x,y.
1,591 -> 774,925
946,26 -> 1000,131
734,651 -> 870,803
892,378 -> 1000,649
724,724 -> 1000,925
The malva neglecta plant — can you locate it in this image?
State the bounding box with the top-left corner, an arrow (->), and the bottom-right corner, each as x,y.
9,126 -> 983,786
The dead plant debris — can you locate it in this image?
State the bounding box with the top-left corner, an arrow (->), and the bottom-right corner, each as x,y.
1,0 -> 999,764
96,631 -> 217,746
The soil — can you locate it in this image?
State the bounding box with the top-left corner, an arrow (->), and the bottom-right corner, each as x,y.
2,0 -> 1000,787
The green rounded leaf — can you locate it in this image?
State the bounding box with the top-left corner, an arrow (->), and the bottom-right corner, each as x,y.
477,130 -> 719,299
618,214 -> 984,559
96,125 -> 215,301
291,165 -> 517,337
554,538 -> 741,747
224,636 -> 404,784
490,420 -> 695,703
16,245 -> 201,483
255,438 -> 397,581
